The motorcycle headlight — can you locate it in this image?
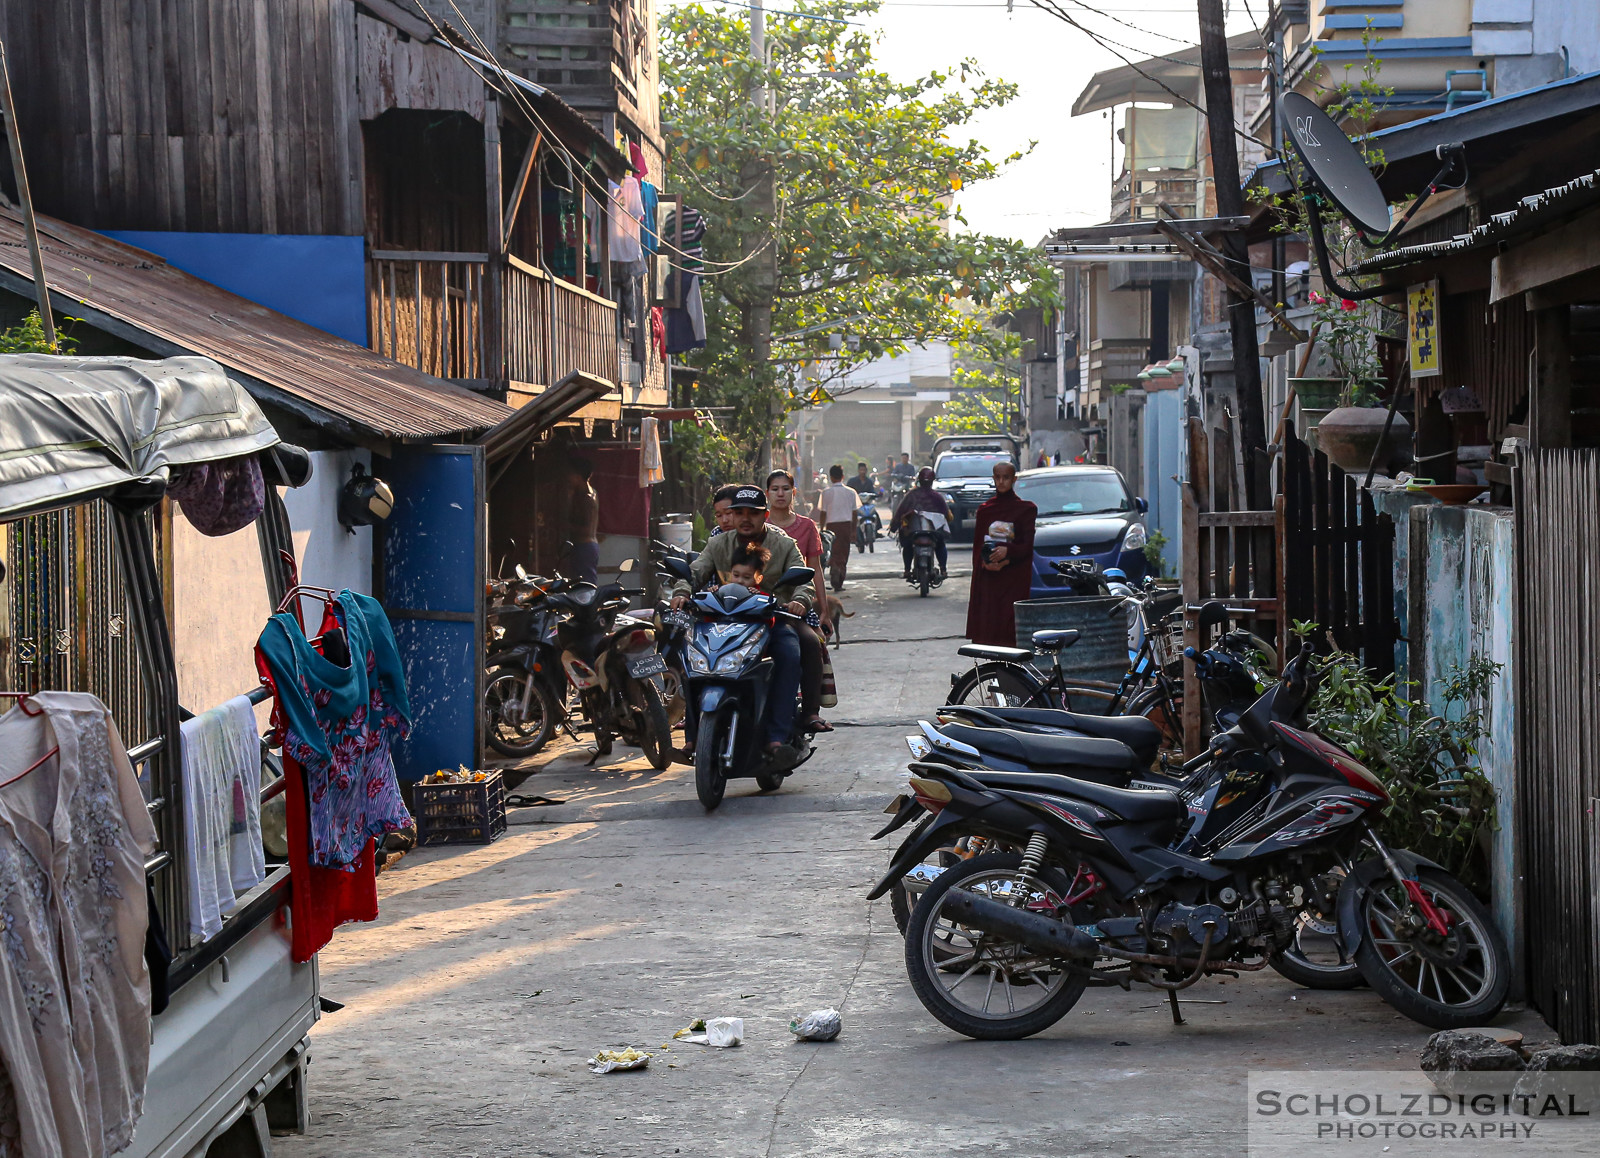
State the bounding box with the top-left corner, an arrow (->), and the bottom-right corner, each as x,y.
686,646 -> 713,674
714,635 -> 767,675
1123,523 -> 1148,553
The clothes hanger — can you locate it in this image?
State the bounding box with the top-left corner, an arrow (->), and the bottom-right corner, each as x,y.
0,691 -> 59,787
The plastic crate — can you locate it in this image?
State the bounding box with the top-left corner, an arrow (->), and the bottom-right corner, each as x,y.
413,770 -> 507,846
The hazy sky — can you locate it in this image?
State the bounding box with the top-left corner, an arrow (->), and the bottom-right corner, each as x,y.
667,1 -> 1259,243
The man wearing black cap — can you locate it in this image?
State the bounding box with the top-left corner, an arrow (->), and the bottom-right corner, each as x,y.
671,485 -> 811,754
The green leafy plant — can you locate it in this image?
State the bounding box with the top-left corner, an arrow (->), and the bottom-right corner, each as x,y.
1143,529 -> 1169,577
0,310 -> 76,355
1302,638 -> 1501,897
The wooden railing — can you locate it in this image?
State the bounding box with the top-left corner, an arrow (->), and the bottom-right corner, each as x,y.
369,251 -> 487,380
503,255 -> 620,389
369,251 -> 621,389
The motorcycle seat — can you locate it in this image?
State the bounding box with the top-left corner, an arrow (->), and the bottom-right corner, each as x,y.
1030,629 -> 1080,653
976,770 -> 1187,823
957,643 -> 1034,664
938,722 -> 1143,774
943,705 -> 1162,765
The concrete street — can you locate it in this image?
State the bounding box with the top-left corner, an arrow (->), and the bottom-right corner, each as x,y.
277,532 -> 1552,1158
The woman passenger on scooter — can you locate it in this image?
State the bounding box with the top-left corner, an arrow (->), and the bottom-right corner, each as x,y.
765,469 -> 832,734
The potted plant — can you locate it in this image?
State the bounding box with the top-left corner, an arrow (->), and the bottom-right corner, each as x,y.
1303,291 -> 1411,475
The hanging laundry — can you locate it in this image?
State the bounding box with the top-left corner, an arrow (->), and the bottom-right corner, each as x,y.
279,751 -> 377,964
664,269 -> 708,356
255,591 -> 412,870
663,205 -> 706,271
180,695 -> 266,941
651,306 -> 667,361
640,180 -> 661,256
167,453 -> 266,536
639,417 -> 665,486
609,177 -> 645,266
0,692 -> 159,1158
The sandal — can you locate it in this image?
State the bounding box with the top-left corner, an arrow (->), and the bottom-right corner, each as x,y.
805,716 -> 834,733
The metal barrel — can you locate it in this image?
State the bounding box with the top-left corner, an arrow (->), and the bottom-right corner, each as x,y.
1013,595 -> 1129,686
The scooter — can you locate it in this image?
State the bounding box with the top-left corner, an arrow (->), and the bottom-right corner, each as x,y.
855,490 -> 882,553
658,556 -> 819,809
906,512 -> 944,597
483,565 -> 565,757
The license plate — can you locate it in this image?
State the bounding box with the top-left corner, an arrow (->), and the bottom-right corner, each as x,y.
627,653 -> 668,678
884,793 -> 909,815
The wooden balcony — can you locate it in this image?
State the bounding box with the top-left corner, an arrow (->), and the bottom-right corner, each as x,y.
368,250 -> 624,392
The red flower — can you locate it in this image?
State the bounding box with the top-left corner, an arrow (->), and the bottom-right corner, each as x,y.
1308,290 -> 1326,305
1339,298 -> 1357,312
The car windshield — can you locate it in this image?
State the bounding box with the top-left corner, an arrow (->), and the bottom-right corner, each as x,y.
937,455 -> 1009,479
1014,473 -> 1132,517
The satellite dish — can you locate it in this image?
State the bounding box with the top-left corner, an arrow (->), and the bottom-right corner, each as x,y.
1281,91 -> 1392,237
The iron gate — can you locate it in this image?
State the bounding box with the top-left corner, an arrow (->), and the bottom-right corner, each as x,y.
1513,448 -> 1600,1044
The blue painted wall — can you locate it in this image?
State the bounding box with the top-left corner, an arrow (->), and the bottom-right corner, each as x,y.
1140,388 -> 1184,577
100,231 -> 367,346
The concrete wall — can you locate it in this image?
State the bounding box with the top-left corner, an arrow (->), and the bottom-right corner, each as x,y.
1372,487 -> 1522,990
281,449 -> 374,596
171,513 -> 273,718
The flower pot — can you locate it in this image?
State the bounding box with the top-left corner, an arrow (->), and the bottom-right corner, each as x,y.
1288,377 -> 1344,409
1295,407 -> 1333,439
1311,405 -> 1413,477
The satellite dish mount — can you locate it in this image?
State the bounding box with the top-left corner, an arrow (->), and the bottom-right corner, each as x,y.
1280,92 -> 1466,302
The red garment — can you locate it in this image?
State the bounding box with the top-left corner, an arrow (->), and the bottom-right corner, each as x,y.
651,307 -> 667,360
770,512 -> 822,561
966,491 -> 1037,646
283,756 -> 378,963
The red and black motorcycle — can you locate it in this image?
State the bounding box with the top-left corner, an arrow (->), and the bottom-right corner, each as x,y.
869,647 -> 1510,1039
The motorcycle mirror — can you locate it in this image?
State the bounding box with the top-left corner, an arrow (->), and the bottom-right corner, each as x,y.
776,566 -> 818,590
618,558 -> 637,574
514,564 -> 529,581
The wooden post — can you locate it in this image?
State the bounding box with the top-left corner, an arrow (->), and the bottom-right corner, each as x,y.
501,131 -> 543,256
1531,305 -> 1572,450
1181,483 -> 1202,758
0,39 -> 56,348
483,95 -> 504,389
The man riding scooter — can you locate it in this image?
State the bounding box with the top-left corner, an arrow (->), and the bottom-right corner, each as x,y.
670,485 -> 813,759
890,467 -> 953,581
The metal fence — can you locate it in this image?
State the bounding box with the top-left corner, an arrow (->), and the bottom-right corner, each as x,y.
1513,448 -> 1600,1044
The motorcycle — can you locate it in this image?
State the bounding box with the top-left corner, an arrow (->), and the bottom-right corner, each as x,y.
658,555 -> 820,809
855,489 -> 882,553
906,512 -> 943,597
869,646 -> 1511,1038
483,566 -> 564,757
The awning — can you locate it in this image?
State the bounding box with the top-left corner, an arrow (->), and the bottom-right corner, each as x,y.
0,206 -> 512,443
476,370 -> 614,465
0,354 -> 279,520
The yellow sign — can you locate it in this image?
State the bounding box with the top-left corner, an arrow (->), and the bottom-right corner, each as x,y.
1407,280 -> 1441,379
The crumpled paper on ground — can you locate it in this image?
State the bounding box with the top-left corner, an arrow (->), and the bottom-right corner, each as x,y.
589,1048 -> 651,1073
672,1016 -> 743,1047
790,1009 -> 842,1041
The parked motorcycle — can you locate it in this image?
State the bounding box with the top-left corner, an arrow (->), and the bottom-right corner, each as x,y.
855,490 -> 882,553
906,512 -> 943,597
658,555 -> 820,808
870,647 -> 1510,1038
483,566 -> 564,757
483,561 -> 673,768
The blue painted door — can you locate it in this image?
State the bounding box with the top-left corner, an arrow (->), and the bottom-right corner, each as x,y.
380,445 -> 485,780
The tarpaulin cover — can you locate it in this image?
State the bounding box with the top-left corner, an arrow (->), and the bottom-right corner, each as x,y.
0,354 -> 279,519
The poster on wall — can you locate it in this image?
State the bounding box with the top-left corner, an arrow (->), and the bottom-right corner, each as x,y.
1407,280 -> 1441,378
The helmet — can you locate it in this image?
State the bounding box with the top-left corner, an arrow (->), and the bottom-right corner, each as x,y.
916,467 -> 936,485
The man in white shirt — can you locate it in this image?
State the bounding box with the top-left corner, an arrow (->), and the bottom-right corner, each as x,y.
817,464 -> 859,591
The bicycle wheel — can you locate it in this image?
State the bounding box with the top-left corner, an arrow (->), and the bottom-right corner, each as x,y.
1050,684 -> 1121,715
1124,683 -> 1184,760
947,662 -> 1045,708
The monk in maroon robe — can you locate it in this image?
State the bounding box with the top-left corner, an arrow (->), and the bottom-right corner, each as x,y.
965,462 -> 1037,646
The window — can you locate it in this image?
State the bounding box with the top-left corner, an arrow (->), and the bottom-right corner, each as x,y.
1012,473 -> 1132,517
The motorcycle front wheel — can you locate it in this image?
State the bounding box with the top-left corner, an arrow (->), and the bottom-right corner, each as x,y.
628,678 -> 673,771
484,670 -> 557,757
1353,866 -> 1510,1028
694,708 -> 730,809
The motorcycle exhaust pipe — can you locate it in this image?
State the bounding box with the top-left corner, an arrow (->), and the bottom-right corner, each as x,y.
940,891 -> 1100,962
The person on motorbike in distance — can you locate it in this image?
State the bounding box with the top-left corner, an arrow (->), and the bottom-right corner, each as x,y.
892,453 -> 917,484
670,485 -> 813,757
765,469 -> 832,735
847,461 -> 880,499
890,467 -> 953,580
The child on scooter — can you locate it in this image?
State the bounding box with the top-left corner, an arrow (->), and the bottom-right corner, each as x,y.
726,544 -> 771,590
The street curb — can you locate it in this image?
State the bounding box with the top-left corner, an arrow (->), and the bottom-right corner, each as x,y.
506,789 -> 897,826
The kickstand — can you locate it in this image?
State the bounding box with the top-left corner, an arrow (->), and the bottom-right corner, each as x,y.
1167,990 -> 1185,1026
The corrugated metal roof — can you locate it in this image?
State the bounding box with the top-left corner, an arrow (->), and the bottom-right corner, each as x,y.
0,206 -> 512,442
1350,168 -> 1600,275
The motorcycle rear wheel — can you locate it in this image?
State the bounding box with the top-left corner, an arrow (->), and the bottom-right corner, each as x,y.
905,852 -> 1088,1040
918,565 -> 931,597
484,670 -> 557,757
694,709 -> 729,809
1353,866 -> 1510,1028
629,679 -> 673,771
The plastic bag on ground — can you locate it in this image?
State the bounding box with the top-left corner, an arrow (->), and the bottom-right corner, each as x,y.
790,1009 -> 842,1042
589,1048 -> 651,1073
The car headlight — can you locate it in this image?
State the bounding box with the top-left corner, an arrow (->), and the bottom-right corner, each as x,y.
1123,523 -> 1148,552
714,634 -> 767,674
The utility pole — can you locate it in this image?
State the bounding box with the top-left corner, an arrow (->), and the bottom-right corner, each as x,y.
0,40 -> 57,349
745,0 -> 779,473
1196,0 -> 1267,507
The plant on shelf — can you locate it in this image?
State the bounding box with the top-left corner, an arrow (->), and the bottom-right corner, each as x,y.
1306,290 -> 1386,409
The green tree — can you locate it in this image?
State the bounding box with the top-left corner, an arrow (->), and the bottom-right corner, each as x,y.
660,0 -> 1053,483
924,328 -> 1021,439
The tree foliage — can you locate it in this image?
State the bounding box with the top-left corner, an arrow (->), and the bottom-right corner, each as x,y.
660,0 -> 1053,481
924,328 -> 1021,439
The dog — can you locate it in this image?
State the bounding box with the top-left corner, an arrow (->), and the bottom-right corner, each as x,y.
824,594 -> 854,640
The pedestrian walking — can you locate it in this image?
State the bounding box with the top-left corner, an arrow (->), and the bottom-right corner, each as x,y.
817,465 -> 858,592
965,462 -> 1036,646
563,456 -> 600,583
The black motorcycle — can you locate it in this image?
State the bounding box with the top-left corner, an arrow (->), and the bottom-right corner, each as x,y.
906,512 -> 943,597
483,566 -> 564,757
869,647 -> 1510,1038
659,555 -> 819,808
